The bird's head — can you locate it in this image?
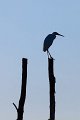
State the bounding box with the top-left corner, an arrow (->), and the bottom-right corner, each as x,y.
52,32 -> 64,37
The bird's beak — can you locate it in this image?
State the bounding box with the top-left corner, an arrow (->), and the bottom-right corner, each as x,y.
58,33 -> 64,37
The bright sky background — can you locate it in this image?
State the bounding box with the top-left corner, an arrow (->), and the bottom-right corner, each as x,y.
0,0 -> 80,120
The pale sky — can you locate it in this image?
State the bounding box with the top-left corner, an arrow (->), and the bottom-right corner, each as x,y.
0,0 -> 80,120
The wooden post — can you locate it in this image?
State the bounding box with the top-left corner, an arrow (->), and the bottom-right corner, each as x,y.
13,58 -> 28,120
48,57 -> 56,120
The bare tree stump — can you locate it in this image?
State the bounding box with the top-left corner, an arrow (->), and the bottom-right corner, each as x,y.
13,58 -> 28,120
48,57 -> 56,120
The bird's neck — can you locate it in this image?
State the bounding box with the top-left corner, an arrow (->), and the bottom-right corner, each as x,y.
52,34 -> 56,39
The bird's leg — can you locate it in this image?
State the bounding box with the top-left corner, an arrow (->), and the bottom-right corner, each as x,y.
47,50 -> 52,59
47,50 -> 49,58
47,50 -> 55,60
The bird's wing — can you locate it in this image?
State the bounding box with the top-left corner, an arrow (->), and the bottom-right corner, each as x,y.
43,34 -> 54,52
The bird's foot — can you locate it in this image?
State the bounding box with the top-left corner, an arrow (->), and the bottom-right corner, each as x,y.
50,56 -> 55,60
49,54 -> 55,60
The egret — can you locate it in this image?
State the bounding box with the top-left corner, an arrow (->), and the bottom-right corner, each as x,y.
43,32 -> 64,58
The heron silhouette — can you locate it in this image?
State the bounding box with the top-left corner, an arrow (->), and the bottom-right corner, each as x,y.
43,32 -> 64,58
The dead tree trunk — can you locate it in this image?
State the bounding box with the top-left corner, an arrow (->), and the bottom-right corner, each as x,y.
13,58 -> 28,120
48,57 -> 56,120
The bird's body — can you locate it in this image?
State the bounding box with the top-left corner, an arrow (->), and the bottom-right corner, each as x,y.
43,33 -> 56,52
43,32 -> 64,58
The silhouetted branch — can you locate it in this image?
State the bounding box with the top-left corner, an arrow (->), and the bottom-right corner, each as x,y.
13,102 -> 18,111
48,57 -> 56,120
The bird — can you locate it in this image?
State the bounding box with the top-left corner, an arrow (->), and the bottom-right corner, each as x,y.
43,32 -> 64,58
